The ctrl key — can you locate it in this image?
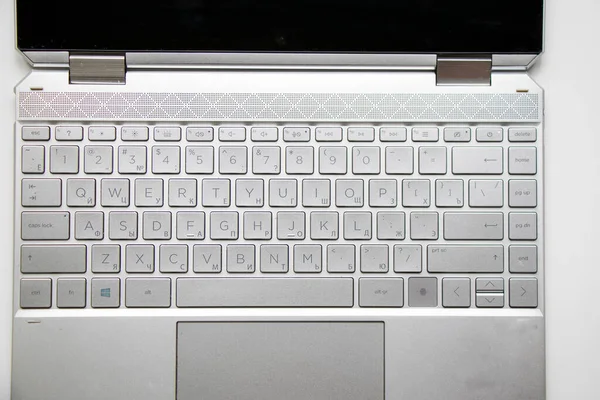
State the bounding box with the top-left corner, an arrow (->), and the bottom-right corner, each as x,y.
20,279 -> 51,309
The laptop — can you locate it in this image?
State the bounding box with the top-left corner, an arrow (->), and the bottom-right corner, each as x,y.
12,1 -> 545,399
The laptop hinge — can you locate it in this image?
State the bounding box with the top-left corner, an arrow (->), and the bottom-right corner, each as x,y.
436,57 -> 492,86
69,54 -> 126,85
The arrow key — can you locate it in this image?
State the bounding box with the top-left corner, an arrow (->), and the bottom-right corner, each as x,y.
509,278 -> 538,308
475,278 -> 504,292
442,278 -> 471,308
476,293 -> 504,308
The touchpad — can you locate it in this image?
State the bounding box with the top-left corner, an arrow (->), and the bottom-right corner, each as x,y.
177,322 -> 384,400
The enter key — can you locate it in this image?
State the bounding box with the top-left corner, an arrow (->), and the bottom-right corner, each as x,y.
444,212 -> 503,240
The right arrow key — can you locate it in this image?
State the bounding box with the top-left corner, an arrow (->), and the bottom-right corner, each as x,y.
509,278 -> 539,308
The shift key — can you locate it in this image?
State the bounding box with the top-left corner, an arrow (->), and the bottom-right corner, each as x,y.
21,212 -> 70,240
21,245 -> 86,273
428,245 -> 504,273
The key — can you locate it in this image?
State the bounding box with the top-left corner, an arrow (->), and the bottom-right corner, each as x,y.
57,278 -> 86,308
283,127 -> 310,142
359,278 -> 403,308
22,179 -> 61,207
402,179 -> 430,207
452,147 -> 503,175
101,179 -> 130,207
393,245 -> 422,273
21,212 -> 69,240
251,127 -> 278,142
410,212 -> 439,240
352,147 -> 380,174
476,293 -> 504,308
319,147 -> 347,174
335,179 -> 363,207
269,179 -> 297,207
508,147 -> 537,175
143,211 -> 172,239
152,146 -> 181,174
177,278 -> 353,307
135,178 -> 163,207
169,179 -> 197,207
327,245 -> 356,273
385,147 -> 413,174
508,128 -> 537,142
310,212 -> 339,240
108,211 -> 138,240
210,212 -> 239,239
344,212 -> 372,240
277,211 -> 305,240
159,245 -> 188,273
348,127 -> 375,142
243,212 -> 272,240
67,178 -> 96,207
377,212 -> 405,240
219,146 -> 247,174
444,127 -> 471,142
419,147 -> 447,174
316,127 -> 342,142
89,126 -> 116,141
253,146 -> 281,174
236,179 -> 264,207
442,278 -> 471,308
186,127 -> 213,142
20,279 -> 52,308
118,146 -> 147,174
219,127 -> 246,141
369,180 -> 397,207
508,212 -> 537,240
75,211 -> 104,240
202,179 -> 230,207
91,278 -> 120,308
121,126 -> 149,141
286,147 -> 314,174
154,127 -> 181,141
509,180 -> 537,207
408,277 -> 438,307
22,126 -> 50,141
302,179 -> 331,207
126,278 -> 171,307
436,180 -> 464,207
444,212 -> 503,240
509,278 -> 538,308
50,146 -> 79,174
126,244 -> 155,273
379,127 -> 407,142
427,245 -> 504,273
260,245 -> 289,273
193,244 -> 222,273
176,211 -> 205,240
360,245 -> 389,273
55,126 -> 83,141
21,244 -> 86,273
412,127 -> 439,142
469,180 -> 503,207
22,146 -> 45,174
476,278 -> 504,292
294,245 -> 322,273
227,245 -> 255,273
476,127 -> 503,142
84,146 -> 113,173
509,245 -> 537,273
91,244 -> 121,273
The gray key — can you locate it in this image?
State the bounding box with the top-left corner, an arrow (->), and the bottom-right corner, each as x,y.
508,147 -> 537,175
134,178 -> 163,207
260,245 -> 289,273
67,178 -> 96,207
319,147 -> 347,174
244,212 -> 272,240
75,211 -> 104,240
444,127 -> 471,142
385,147 -> 413,174
408,277 -> 438,307
360,245 -> 389,273
22,179 -> 61,207
393,245 -> 422,273
227,245 -> 255,273
286,147 -> 314,174
476,278 -> 504,292
327,245 -> 355,273
143,211 -> 172,239
169,179 -> 197,207
369,180 -> 397,207
219,146 -> 247,174
444,212 -> 503,240
251,127 -> 278,142
509,180 -> 537,208
236,179 -> 264,207
176,278 -> 353,307
509,278 -> 538,308
476,293 -> 504,308
22,126 -> 50,141
402,180 -> 430,207
509,245 -> 538,273
509,213 -> 537,240
21,212 -> 69,240
476,127 -> 503,142
219,127 -> 246,142
57,278 -> 86,308
126,278 -> 171,308
410,212 -> 439,240
412,127 -> 439,142
58,125 -> 83,141
20,279 -> 52,308
344,212 -> 372,240
126,244 -> 155,273
442,278 -> 471,308
283,127 -> 310,142
88,126 -> 116,141
253,146 -> 281,174
277,212 -> 305,240
352,147 -> 380,174
152,146 -> 181,174
108,211 -> 138,240
84,146 -> 113,173
316,127 -> 342,142
159,245 -> 189,273
310,212 -> 339,240
379,127 -> 407,142
469,180 -> 503,207
428,245 -> 504,273
176,211 -> 205,240
452,147 -> 503,175
21,245 -> 86,273
22,146 -> 44,174
91,278 -> 120,308
419,147 -> 447,174
50,146 -> 79,174
435,180 -> 464,207
348,127 -> 375,142
193,245 -> 222,273
359,278 -> 403,307
269,179 -> 297,207
508,128 -> 537,142
121,126 -> 149,141
294,245 -> 322,273
377,212 -> 405,240
154,127 -> 181,141
303,179 -> 331,207
202,179 -> 230,207
336,179 -> 364,207
91,245 -> 121,273
185,146 -> 214,174
210,212 -> 239,239
101,178 -> 130,207
118,146 -> 147,174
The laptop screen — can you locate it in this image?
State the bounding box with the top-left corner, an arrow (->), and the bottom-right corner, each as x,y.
17,0 -> 543,54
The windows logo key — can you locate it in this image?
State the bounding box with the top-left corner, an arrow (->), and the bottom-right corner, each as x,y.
100,288 -> 111,298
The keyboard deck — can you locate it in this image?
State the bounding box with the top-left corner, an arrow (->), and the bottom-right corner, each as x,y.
16,124 -> 541,309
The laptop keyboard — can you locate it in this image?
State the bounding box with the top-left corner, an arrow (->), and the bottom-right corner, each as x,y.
17,124 -> 540,309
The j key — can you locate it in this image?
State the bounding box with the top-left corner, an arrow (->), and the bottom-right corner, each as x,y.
427,245 -> 504,273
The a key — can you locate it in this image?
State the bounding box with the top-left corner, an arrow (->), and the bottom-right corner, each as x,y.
402,179 -> 430,207
302,179 -> 331,207
509,245 -> 537,273
88,126 -> 116,141
316,127 -> 342,142
508,147 -> 537,175
508,128 -> 537,142
101,179 -> 130,207
57,278 -> 86,308
379,127 -> 407,142
444,212 -> 503,240
343,212 -> 372,240
352,147 -> 380,174
154,127 -> 181,141
283,127 -> 310,142
408,277 -> 438,307
202,179 -> 230,207
22,179 -> 61,207
118,146 -> 147,174
469,180 -> 503,207
219,146 -> 247,174
135,178 -> 163,207
243,212 -> 272,240
508,180 -> 537,208
410,212 -> 439,240
509,278 -> 538,308
412,127 -> 439,142
418,147 -> 447,174
22,146 -> 45,174
393,245 -> 422,273
125,244 -> 155,273
55,126 -> 83,141
108,211 -> 138,240
436,180 -> 464,207
253,146 -> 281,174
185,146 -> 214,174
226,245 -> 255,273
508,212 -> 537,240
277,212 -> 305,240
348,127 -> 375,142
91,244 -> 121,273
236,179 -> 264,207
21,212 -> 69,240
21,245 -> 86,273
452,147 -> 503,175
152,146 -> 181,174
91,278 -> 120,308
67,178 -> 96,207
335,179 -> 363,207
168,179 -> 197,207
251,127 -> 278,142
22,126 -> 50,141
444,127 -> 471,142
476,127 -> 503,142
75,211 -> 104,240
327,245 -> 356,273
121,126 -> 149,141
442,278 -> 471,308
125,278 -> 171,307
176,211 -> 205,240
142,211 -> 172,239
186,127 -> 213,142
286,147 -> 314,174
84,146 -> 113,174
360,245 -> 389,273
159,245 -> 188,273
20,279 -> 52,308
369,180 -> 397,207
359,278 -> 404,307
319,147 -> 347,174
260,245 -> 289,273
193,244 -> 222,273
210,212 -> 239,240
219,127 -> 246,142
385,147 -> 413,174
427,245 -> 504,273
50,146 -> 79,174
310,212 -> 339,240
377,212 -> 405,240
269,179 -> 297,207
294,245 -> 322,273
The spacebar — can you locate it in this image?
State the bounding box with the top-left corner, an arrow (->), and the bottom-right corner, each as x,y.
176,278 -> 354,307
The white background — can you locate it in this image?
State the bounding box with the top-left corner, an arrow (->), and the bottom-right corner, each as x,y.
1,0 -> 599,398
